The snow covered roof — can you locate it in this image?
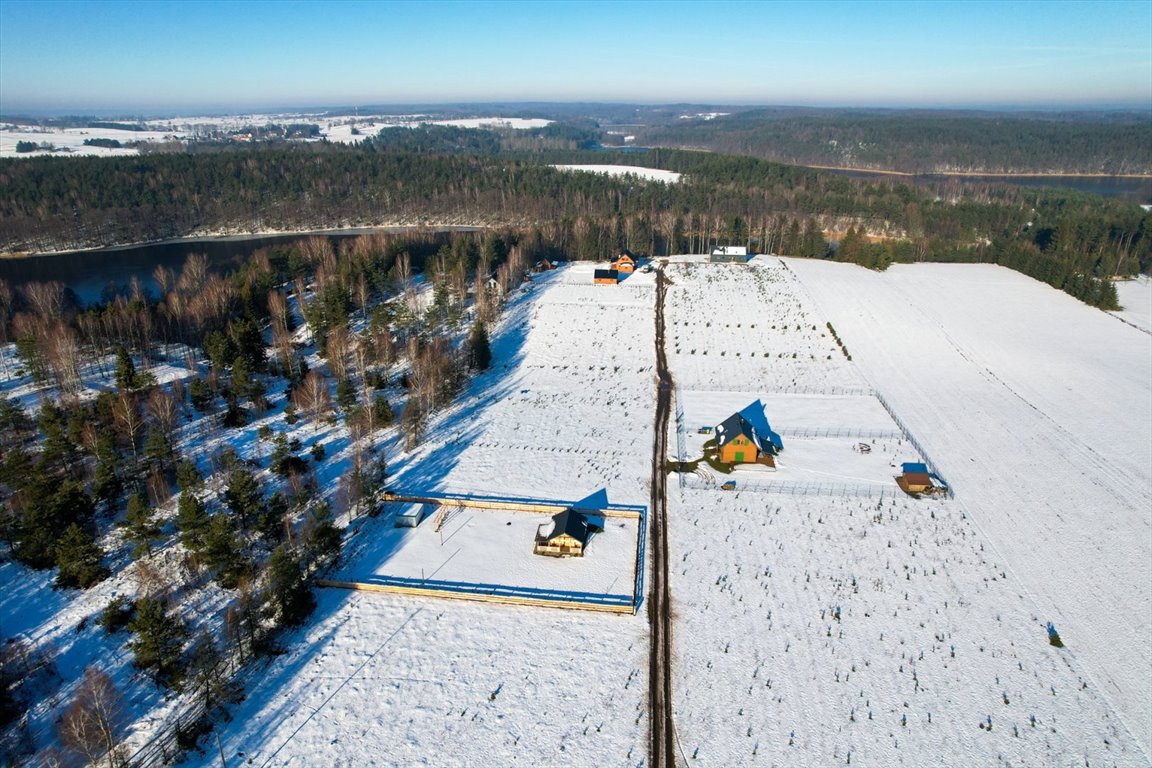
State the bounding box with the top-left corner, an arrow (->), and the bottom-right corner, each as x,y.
716,413 -> 771,455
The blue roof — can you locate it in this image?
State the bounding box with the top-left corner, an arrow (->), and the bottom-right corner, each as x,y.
902,462 -> 928,474
738,399 -> 784,451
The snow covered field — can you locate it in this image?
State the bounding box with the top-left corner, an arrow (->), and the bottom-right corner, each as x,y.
668,490 -> 1146,767
1113,275 -> 1152,333
335,504 -> 640,604
785,258 -> 1152,757
662,256 -> 1150,765
0,124 -> 182,157
191,263 -> 655,766
1,114 -> 554,157
551,164 -> 682,183
665,258 -> 860,392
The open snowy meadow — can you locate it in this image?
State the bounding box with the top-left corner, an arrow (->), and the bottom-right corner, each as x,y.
785,258 -> 1152,759
662,257 -> 1150,766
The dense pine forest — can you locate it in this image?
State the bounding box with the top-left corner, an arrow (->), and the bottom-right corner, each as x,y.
634,109 -> 1152,175
0,130 -> 1149,310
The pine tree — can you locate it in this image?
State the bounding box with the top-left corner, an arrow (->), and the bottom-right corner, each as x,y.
224,467 -> 261,531
303,501 -> 341,568
265,545 -> 315,627
124,493 -> 162,558
128,598 -> 187,688
257,492 -> 289,544
201,514 -> 246,588
114,345 -> 137,391
176,493 -> 210,555
335,378 -> 358,411
13,477 -> 95,569
468,321 -> 492,371
175,459 -> 202,491
54,524 -> 109,589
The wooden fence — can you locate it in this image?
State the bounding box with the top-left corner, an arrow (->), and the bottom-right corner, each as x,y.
379,491 -> 644,519
318,578 -> 636,614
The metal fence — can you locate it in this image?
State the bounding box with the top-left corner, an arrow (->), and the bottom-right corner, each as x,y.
776,426 -> 903,440
682,473 -> 896,498
872,391 -> 955,498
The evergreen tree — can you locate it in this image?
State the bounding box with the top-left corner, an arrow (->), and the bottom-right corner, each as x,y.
303,501 -> 341,568
54,524 -> 109,589
264,544 -> 315,627
224,467 -> 261,531
143,427 -> 173,470
176,492 -> 210,554
202,331 -> 237,373
201,514 -> 246,588
38,402 -> 78,469
114,345 -> 137,391
124,493 -> 163,558
468,321 -> 492,371
12,478 -> 95,569
188,378 -> 213,412
229,318 -> 267,372
335,378 -> 357,411
175,458 -> 202,491
257,492 -> 289,544
372,393 -> 394,427
230,355 -> 252,401
128,598 -> 187,688
92,433 -> 122,507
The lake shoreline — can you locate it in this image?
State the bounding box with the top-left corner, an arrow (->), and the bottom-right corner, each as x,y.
0,222 -> 488,260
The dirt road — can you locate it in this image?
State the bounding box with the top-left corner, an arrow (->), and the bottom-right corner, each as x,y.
649,264 -> 677,767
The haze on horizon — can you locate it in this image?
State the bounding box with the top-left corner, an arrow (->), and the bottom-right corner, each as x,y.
1,0 -> 1150,115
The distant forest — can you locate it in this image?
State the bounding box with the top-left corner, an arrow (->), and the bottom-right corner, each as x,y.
0,130 -> 1149,309
635,110 -> 1152,176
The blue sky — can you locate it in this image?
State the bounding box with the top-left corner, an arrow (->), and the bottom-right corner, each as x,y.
1,0 -> 1149,114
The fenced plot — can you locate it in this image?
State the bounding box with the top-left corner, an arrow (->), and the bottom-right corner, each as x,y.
674,389 -> 927,496
331,494 -> 647,613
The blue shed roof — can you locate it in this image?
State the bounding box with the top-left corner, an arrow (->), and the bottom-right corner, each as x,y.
902,462 -> 928,474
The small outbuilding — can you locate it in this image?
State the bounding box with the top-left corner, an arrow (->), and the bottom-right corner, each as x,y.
394,503 -> 429,528
897,462 -> 935,495
710,246 -> 752,263
594,268 -> 619,285
534,509 -> 602,557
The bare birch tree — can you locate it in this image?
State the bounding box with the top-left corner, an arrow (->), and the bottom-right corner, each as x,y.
57,666 -> 125,768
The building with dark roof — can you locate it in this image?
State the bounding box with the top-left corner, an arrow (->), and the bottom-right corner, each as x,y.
613,251 -> 637,273
534,509 -> 602,557
594,268 -> 619,285
715,407 -> 781,467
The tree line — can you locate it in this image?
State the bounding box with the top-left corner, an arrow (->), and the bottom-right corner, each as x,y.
0,141 -> 1148,310
635,109 -> 1152,175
